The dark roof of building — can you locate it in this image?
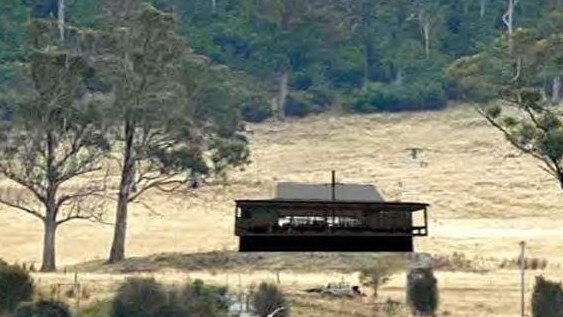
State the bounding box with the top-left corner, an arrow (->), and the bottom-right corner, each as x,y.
275,182 -> 385,202
235,200 -> 428,214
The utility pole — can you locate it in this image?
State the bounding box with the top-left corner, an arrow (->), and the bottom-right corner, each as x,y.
519,241 -> 526,317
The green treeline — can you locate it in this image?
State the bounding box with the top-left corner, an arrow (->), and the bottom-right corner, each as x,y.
1,0 -> 562,120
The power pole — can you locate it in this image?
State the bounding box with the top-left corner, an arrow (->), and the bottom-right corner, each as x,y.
519,241 -> 526,317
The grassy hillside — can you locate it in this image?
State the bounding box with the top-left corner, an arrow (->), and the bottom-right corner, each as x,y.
2,105 -> 563,316
3,105 -> 562,265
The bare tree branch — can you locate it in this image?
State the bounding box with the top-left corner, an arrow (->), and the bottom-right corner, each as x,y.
0,195 -> 43,220
56,186 -> 106,209
56,212 -> 111,226
128,172 -> 184,202
54,129 -> 85,170
57,165 -> 102,185
0,164 -> 46,203
56,189 -> 110,226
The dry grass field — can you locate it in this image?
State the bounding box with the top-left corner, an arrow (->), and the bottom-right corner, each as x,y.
2,105 -> 563,316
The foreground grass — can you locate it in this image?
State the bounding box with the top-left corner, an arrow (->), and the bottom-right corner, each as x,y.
79,295 -> 377,317
81,301 -> 111,317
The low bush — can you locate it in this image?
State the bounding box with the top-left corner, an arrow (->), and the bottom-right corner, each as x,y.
81,300 -> 112,317
251,282 -> 288,317
13,300 -> 71,317
284,94 -> 313,118
430,252 -> 484,272
0,261 -> 34,313
307,87 -> 335,109
499,257 -> 548,270
347,82 -> 447,113
532,276 -> 563,317
240,96 -> 272,123
175,279 -> 229,316
359,263 -> 393,298
110,278 -> 229,317
284,91 -> 333,118
406,268 -> 439,317
290,72 -> 313,91
111,278 -> 168,317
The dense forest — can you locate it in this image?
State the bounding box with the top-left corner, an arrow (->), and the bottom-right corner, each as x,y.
1,0 -> 563,122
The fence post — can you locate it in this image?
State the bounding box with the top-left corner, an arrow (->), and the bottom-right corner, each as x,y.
520,241 -> 526,317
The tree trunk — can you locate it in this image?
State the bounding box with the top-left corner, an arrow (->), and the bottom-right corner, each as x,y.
395,68 -> 403,85
423,21 -> 430,58
363,42 -> 370,88
108,121 -> 135,263
480,0 -> 487,17
549,0 -> 561,9
41,131 -> 58,272
277,71 -> 289,120
58,0 -> 65,41
552,76 -> 561,104
503,0 -> 514,53
41,218 -> 57,272
211,0 -> 216,14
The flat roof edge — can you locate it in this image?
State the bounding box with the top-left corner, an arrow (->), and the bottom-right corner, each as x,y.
235,199 -> 429,207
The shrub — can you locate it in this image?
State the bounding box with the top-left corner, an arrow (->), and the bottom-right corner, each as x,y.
240,96 -> 272,123
347,82 -> 447,113
284,94 -> 313,118
308,87 -> 335,109
290,72 -> 313,91
326,67 -> 364,90
430,252 -> 477,272
348,84 -> 390,113
110,278 -> 168,317
406,268 -> 439,317
404,82 -> 447,110
174,279 -> 229,317
499,257 -> 549,270
80,301 -> 112,317
13,300 -> 71,317
0,262 -> 34,313
251,282 -> 289,317
531,276 -> 563,317
283,91 -> 332,118
359,265 -> 392,298
111,278 -> 229,317
382,298 -> 404,317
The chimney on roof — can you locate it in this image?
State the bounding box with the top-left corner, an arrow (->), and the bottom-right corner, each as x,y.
331,170 -> 336,201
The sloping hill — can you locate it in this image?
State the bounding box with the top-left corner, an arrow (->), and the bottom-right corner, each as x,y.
1,105 -> 563,266
4,105 -> 563,317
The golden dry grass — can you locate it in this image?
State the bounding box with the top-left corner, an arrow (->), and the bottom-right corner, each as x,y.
2,105 -> 563,316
